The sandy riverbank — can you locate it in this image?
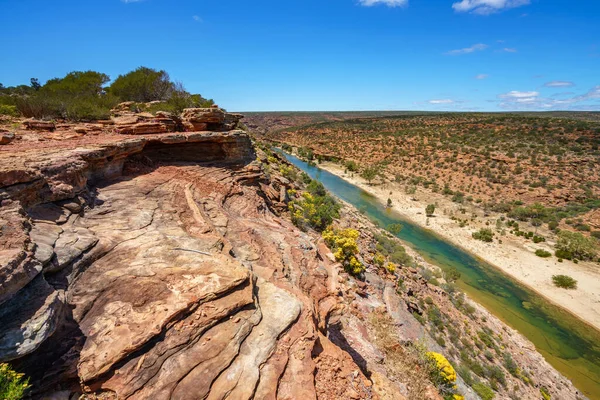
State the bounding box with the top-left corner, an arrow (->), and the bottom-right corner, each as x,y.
318,161 -> 600,332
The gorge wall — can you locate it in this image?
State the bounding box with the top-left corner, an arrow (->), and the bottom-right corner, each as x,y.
0,109 -> 588,400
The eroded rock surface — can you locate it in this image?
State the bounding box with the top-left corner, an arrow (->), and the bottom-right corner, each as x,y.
0,127 -> 588,400
0,131 -> 377,399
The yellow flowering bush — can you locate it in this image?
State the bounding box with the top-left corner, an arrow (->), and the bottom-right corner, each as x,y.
0,363 -> 30,400
385,262 -> 397,274
373,253 -> 385,266
426,352 -> 457,385
323,228 -> 365,276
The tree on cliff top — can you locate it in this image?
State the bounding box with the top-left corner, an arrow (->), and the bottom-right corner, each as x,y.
108,67 -> 174,102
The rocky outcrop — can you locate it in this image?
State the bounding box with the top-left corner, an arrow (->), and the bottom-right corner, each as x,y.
23,120 -> 56,131
112,112 -> 180,135
0,131 -> 15,145
181,107 -> 243,132
109,107 -> 243,135
0,130 -> 377,400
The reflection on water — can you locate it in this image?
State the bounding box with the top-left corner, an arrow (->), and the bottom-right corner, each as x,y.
282,151 -> 600,399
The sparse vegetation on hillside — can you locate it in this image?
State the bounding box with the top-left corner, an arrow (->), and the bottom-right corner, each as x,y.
263,114 -> 600,236
473,228 -> 494,243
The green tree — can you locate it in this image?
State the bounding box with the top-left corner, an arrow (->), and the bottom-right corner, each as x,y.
555,230 -> 598,261
361,165 -> 379,185
15,71 -> 116,120
426,204 -> 435,217
30,78 -> 41,91
345,160 -> 359,172
108,66 -> 174,102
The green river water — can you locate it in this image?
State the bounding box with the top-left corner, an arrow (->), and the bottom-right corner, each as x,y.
282,152 -> 600,399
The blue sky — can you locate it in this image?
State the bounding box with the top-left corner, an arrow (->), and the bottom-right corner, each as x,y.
1,0 -> 599,111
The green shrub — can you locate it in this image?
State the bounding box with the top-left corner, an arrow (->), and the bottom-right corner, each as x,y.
473,228 -> 494,243
575,223 -> 591,232
591,231 -> 600,240
360,165 -> 380,184
457,365 -> 474,386
387,223 -> 403,235
108,66 -> 173,102
426,204 -> 436,216
289,180 -> 340,231
535,249 -> 552,258
0,363 -> 30,400
0,104 -> 18,117
552,275 -> 577,289
472,382 -> 495,400
503,353 -> 519,377
532,235 -> 545,243
555,230 -> 598,261
540,386 -> 551,400
345,160 -> 359,172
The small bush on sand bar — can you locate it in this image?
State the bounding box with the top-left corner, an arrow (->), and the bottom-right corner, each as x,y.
552,275 -> 577,289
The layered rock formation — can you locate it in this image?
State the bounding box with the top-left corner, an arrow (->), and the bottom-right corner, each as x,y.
0,116 -> 587,400
0,126 -> 377,399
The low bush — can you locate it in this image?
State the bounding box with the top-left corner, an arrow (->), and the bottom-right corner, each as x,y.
535,249 -> 552,258
472,382 -> 495,400
472,228 -> 494,243
552,275 -> 577,289
0,104 -> 18,117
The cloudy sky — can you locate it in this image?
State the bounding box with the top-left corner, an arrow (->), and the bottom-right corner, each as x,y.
1,0 -> 599,111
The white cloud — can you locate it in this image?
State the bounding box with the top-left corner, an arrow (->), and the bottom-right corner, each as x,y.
499,91 -> 539,99
544,81 -> 575,88
497,86 -> 600,109
193,15 -> 202,22
502,47 -> 517,53
359,0 -> 408,7
428,99 -> 455,104
475,74 -> 489,80
445,43 -> 488,55
452,0 -> 530,15
121,0 -> 144,3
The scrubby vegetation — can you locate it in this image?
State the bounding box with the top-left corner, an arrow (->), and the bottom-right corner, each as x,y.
535,249 -> 552,258
289,180 -> 340,231
554,230 -> 598,261
552,275 -> 578,289
472,228 -> 494,243
0,66 -> 214,121
264,114 -> 600,242
0,363 -> 30,400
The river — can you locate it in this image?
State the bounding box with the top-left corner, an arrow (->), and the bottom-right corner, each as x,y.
281,152 -> 600,399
